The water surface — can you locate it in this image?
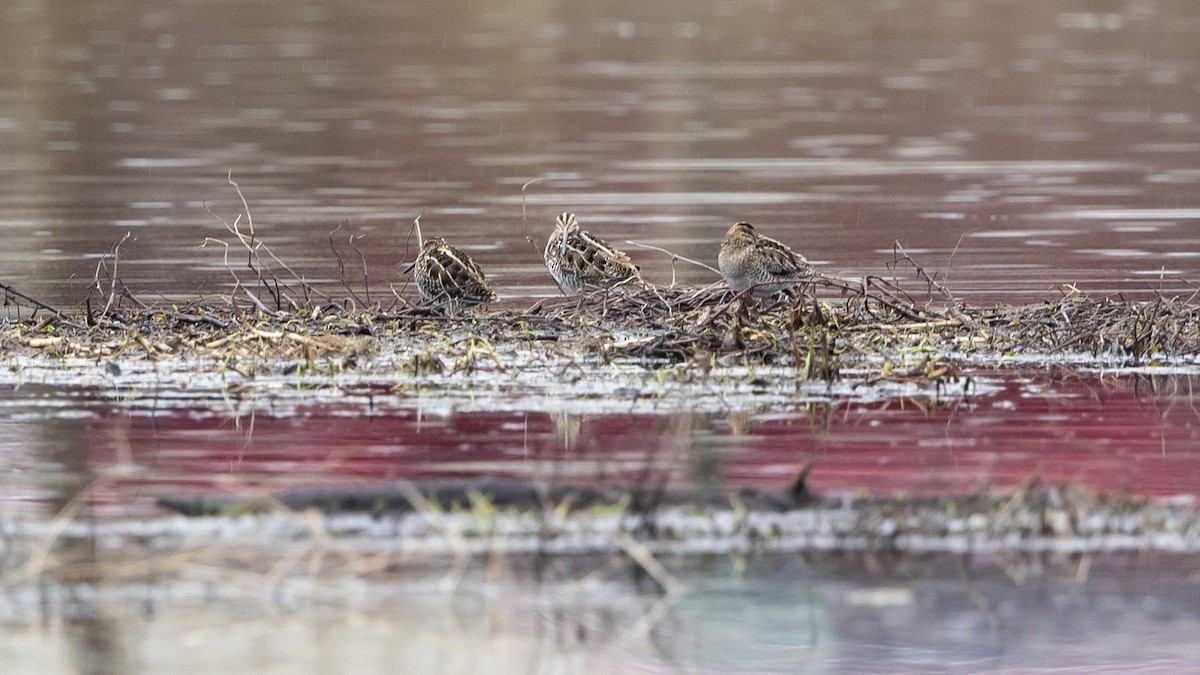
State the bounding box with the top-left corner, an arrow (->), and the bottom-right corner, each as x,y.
0,0 -> 1197,305
2,551 -> 1199,674
1,371 -> 1196,517
2,1 -> 1200,672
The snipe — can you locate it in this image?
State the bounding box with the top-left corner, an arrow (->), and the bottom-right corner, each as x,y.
544,212 -> 640,294
717,222 -> 814,296
409,237 -> 496,309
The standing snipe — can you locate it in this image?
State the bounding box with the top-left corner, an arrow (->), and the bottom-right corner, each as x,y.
409,237 -> 496,309
544,212 -> 640,294
718,222 -> 814,296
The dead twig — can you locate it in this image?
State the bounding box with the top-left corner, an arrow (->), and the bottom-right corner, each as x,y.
205,173 -> 331,310
328,220 -> 370,308
622,240 -> 722,282
891,240 -> 980,329
349,227 -> 375,307
0,281 -> 69,321
520,177 -> 545,257
93,231 -> 133,319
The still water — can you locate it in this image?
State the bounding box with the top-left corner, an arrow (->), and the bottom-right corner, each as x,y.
0,0 -> 1197,305
3,0 -> 1200,672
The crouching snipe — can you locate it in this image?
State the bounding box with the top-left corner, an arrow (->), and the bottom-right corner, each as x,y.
718,222 -> 814,297
410,238 -> 496,310
544,212 -> 640,294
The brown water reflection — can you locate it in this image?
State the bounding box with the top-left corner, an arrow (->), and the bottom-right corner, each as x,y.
1,0 -> 1197,306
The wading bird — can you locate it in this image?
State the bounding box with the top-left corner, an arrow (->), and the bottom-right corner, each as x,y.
544,212 -> 640,293
717,222 -> 814,297
409,237 -> 496,309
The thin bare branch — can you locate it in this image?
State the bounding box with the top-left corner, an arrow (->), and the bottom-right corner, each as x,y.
892,240 -> 979,328
349,227 -> 376,307
942,230 -> 971,291
520,176 -> 545,256
327,220 -> 364,306
622,240 -> 722,277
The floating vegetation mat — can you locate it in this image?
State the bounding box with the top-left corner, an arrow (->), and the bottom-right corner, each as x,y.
3,279 -> 1198,380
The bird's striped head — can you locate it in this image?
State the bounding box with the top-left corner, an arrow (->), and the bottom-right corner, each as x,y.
555,212 -> 579,254
724,222 -> 757,244
556,212 -> 579,231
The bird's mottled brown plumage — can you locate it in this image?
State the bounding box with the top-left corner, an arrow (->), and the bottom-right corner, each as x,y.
718,222 -> 814,296
543,212 -> 640,293
410,237 -> 496,309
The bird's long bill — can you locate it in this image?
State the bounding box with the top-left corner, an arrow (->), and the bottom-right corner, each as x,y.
557,214 -> 572,256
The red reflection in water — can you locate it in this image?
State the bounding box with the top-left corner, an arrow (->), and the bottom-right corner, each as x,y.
737,377 -> 1200,497
87,376 -> 1200,500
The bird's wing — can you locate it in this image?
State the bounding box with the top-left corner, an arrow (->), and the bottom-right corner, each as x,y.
757,237 -> 812,277
433,245 -> 493,300
581,233 -> 639,281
